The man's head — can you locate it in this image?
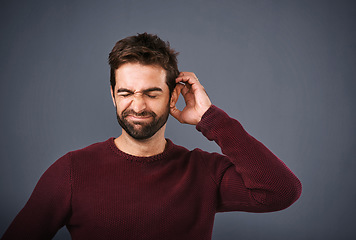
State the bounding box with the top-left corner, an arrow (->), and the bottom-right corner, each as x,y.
108,33 -> 179,96
108,33 -> 180,140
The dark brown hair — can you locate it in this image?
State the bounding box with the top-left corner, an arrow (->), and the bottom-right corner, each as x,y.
108,33 -> 179,95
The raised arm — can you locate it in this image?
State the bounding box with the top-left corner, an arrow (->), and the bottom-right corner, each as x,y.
170,72 -> 302,213
197,106 -> 302,212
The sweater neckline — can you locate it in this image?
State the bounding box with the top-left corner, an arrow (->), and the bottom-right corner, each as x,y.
107,137 -> 175,163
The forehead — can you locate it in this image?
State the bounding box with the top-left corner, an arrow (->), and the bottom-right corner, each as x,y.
115,63 -> 168,90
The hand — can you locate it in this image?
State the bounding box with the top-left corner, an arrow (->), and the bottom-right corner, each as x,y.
170,72 -> 212,125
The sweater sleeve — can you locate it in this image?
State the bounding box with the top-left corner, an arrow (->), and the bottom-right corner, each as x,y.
196,105 -> 302,213
2,153 -> 72,240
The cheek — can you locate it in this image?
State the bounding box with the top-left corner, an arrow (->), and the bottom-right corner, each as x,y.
149,99 -> 170,113
114,100 -> 130,114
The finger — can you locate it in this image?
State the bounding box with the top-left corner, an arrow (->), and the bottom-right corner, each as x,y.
173,83 -> 185,99
176,76 -> 203,94
173,82 -> 184,92
170,105 -> 182,122
176,72 -> 199,83
175,76 -> 200,87
178,72 -> 197,78
180,84 -> 190,95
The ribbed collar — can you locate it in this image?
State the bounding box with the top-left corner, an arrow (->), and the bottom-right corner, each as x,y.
107,137 -> 175,163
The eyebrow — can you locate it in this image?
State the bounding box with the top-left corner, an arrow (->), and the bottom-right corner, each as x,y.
117,87 -> 163,94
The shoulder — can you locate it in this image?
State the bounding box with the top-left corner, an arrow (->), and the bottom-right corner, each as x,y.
191,148 -> 231,168
50,138 -> 114,169
170,141 -> 230,166
69,138 -> 113,158
190,148 -> 233,186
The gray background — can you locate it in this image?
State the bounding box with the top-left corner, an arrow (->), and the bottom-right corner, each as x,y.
1,0 -> 355,239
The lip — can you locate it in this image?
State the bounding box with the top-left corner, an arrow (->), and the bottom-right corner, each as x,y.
126,115 -> 152,121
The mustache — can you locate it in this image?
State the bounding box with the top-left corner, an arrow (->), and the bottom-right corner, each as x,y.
122,109 -> 157,118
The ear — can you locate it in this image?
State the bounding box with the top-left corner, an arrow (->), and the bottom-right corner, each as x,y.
110,86 -> 116,107
170,84 -> 181,108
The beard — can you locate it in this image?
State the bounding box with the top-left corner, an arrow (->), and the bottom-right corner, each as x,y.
116,105 -> 169,140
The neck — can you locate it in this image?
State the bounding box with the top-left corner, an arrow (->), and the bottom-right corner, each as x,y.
114,125 -> 167,157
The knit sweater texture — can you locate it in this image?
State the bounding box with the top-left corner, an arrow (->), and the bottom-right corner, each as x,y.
2,105 -> 301,240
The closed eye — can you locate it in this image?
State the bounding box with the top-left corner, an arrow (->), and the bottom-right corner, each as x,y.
145,94 -> 158,98
143,88 -> 162,99
116,87 -> 163,98
118,93 -> 132,97
117,88 -> 133,97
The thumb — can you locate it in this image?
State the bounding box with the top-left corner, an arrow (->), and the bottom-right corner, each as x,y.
170,105 -> 182,123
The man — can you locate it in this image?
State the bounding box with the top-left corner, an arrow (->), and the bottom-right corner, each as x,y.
2,33 -> 301,240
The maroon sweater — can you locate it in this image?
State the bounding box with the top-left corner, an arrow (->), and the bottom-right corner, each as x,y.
2,106 -> 301,240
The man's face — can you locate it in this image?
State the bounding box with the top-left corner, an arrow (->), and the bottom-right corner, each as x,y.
111,63 -> 171,140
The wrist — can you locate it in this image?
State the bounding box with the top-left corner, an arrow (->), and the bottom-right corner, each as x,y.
197,104 -> 213,124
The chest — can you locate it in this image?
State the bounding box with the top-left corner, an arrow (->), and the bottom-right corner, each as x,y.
68,159 -> 217,236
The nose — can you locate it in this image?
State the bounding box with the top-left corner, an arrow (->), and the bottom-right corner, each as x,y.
130,93 -> 146,113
